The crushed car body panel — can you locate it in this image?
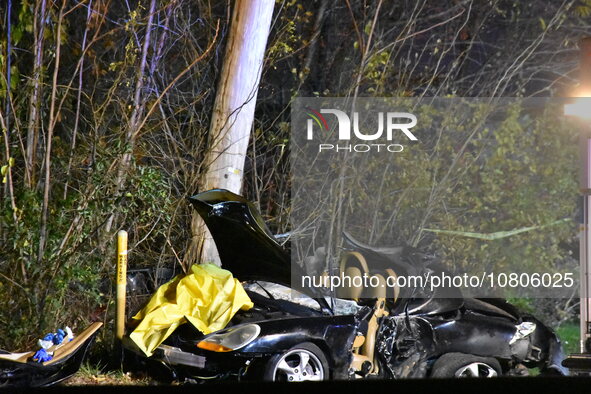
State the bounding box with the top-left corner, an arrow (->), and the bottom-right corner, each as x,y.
0,322 -> 102,387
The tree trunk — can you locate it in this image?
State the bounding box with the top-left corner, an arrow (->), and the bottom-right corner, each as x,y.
37,0 -> 66,264
25,0 -> 48,188
185,0 -> 275,268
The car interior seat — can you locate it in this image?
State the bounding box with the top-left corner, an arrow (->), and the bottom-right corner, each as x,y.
336,251 -> 401,376
336,251 -> 399,302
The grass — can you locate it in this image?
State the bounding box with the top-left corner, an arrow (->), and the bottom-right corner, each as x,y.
556,321 -> 580,355
528,321 -> 580,376
63,361 -> 154,386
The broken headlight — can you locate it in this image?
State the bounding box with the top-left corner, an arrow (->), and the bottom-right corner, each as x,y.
196,324 -> 260,352
509,322 -> 536,345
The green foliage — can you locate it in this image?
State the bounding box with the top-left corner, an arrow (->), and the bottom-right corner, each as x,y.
0,0 -> 32,99
507,297 -> 536,314
556,321 -> 580,355
364,50 -> 390,94
431,102 -> 578,280
0,155 -> 174,349
575,0 -> 591,17
0,0 -> 215,350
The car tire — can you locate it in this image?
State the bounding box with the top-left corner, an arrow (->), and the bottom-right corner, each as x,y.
264,342 -> 329,382
430,353 -> 501,378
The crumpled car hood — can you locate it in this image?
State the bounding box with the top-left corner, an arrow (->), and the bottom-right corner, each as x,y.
188,189 -> 297,287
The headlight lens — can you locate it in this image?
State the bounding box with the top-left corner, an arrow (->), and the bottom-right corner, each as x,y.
196,324 -> 260,352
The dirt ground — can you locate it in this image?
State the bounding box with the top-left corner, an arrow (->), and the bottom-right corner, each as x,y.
62,368 -> 156,386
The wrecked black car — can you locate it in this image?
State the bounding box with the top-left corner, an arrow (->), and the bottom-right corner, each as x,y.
122,189 -> 566,381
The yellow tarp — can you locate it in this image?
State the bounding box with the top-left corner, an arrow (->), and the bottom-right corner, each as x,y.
129,263 -> 253,356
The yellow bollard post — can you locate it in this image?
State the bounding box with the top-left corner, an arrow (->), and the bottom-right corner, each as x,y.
116,230 -> 128,340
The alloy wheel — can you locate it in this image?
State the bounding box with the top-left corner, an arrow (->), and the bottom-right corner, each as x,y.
454,362 -> 498,378
271,349 -> 325,382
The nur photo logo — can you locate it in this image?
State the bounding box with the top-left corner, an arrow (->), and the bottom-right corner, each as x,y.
304,107 -> 418,153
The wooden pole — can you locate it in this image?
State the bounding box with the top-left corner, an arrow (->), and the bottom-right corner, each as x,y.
186,0 -> 275,267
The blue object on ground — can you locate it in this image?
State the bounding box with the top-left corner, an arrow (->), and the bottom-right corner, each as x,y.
53,329 -> 65,345
32,348 -> 52,363
38,328 -> 71,351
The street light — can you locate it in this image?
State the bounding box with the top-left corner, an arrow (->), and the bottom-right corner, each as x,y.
565,98 -> 591,120
566,101 -> 591,354
562,37 -> 591,373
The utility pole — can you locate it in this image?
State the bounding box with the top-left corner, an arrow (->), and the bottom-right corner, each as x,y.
577,37 -> 591,355
563,37 -> 591,373
185,0 -> 275,268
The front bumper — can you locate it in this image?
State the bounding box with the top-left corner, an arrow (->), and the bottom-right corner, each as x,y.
153,345 -> 206,369
122,336 -> 261,380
